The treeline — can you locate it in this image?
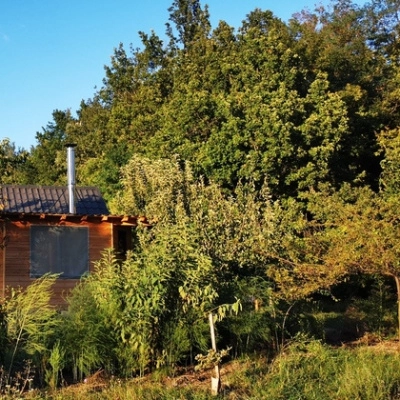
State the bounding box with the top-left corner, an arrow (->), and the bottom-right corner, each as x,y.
2,0 -> 400,391
5,0 -> 398,201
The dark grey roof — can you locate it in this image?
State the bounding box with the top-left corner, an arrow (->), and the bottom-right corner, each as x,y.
0,185 -> 109,215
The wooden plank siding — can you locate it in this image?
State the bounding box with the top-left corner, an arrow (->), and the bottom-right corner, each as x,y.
1,218 -> 115,306
0,221 -> 5,297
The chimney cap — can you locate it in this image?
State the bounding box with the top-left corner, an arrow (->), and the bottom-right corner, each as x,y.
65,143 -> 77,148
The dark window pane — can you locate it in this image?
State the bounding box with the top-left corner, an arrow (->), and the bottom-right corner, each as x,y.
30,226 -> 89,278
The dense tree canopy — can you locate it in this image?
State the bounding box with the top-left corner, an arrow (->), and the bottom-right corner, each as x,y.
4,0 -> 393,200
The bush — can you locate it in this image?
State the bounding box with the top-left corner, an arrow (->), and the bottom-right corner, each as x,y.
1,275 -> 59,392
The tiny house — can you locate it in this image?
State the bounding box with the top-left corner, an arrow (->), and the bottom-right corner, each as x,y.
0,145 -> 139,305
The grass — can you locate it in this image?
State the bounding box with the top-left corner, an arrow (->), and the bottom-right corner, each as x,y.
257,339 -> 400,400
21,382 -> 217,400
3,339 -> 400,399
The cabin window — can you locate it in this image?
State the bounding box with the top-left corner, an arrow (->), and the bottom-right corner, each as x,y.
30,226 -> 89,279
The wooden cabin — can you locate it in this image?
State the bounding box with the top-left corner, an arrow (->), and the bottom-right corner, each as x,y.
0,184 -> 138,306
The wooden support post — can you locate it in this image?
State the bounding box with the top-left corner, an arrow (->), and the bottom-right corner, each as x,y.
208,313 -> 221,396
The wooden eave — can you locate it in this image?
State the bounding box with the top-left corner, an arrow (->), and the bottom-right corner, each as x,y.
0,213 -> 141,226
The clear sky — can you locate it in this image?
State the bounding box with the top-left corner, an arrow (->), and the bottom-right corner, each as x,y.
1,0 -> 366,150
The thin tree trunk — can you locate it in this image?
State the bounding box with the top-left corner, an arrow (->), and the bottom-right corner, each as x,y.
393,275 -> 400,343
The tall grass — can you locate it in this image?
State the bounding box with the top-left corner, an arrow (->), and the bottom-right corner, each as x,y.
31,381 -> 217,400
338,349 -> 400,399
256,339 -> 400,400
3,338 -> 400,399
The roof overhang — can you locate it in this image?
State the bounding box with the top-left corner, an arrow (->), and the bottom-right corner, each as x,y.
0,213 -> 148,226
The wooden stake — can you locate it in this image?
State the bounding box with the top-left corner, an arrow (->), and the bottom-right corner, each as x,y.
208,313 -> 221,395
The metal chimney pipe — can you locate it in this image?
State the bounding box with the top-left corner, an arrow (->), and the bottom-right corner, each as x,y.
66,144 -> 77,214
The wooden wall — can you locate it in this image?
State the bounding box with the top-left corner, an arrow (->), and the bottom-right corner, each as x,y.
0,221 -> 5,298
1,218 -> 113,306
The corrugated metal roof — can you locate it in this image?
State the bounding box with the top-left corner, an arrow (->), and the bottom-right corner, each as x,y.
0,185 -> 109,215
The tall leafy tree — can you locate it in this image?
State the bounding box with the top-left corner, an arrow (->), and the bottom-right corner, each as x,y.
21,0 -> 398,203
114,155 -> 339,349
290,1 -> 386,189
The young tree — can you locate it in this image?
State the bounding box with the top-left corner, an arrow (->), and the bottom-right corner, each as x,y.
305,179 -> 400,340
114,155 -> 342,350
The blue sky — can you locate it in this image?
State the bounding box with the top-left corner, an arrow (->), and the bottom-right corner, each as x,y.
1,0 -> 366,150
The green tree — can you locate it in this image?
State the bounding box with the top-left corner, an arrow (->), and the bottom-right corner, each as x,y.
167,0 -> 211,50
0,138 -> 29,184
114,155 -> 329,350
290,0 -> 386,189
302,121 -> 400,338
363,0 -> 400,62
23,0 -> 391,200
23,110 -> 71,185
305,184 -> 400,338
65,234 -> 217,377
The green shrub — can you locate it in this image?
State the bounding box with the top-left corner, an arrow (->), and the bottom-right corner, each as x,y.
2,274 -> 59,391
59,272 -> 116,381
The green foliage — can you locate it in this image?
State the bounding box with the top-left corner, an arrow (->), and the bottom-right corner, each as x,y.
59,276 -> 112,381
258,339 -> 400,400
114,155 -> 352,349
115,155 -> 277,273
158,319 -> 192,369
5,275 -> 58,359
0,138 -> 29,185
352,277 -> 397,338
64,230 -> 219,378
63,155 -> 306,377
1,275 -> 59,390
378,127 -> 400,198
307,183 -> 400,279
8,0 -> 388,198
22,110 -> 72,185
112,154 -> 195,219
194,347 -> 231,371
220,277 -> 277,355
5,0 -> 400,393
45,341 -> 65,391
167,0 -> 211,49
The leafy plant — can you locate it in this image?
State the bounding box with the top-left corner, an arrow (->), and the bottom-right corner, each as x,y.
45,341 -> 65,391
4,275 -> 58,381
195,347 -> 231,371
60,264 -> 117,381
